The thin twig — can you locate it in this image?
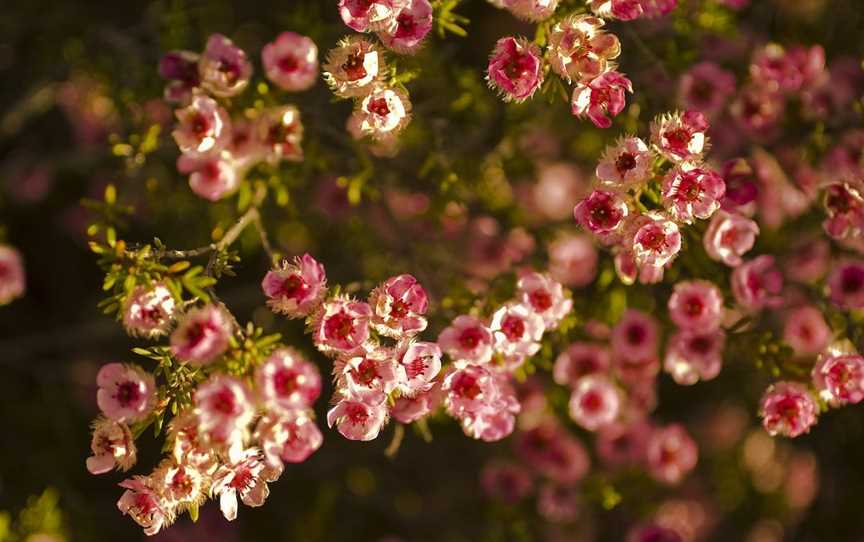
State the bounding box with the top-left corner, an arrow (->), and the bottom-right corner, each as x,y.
384,423 -> 405,459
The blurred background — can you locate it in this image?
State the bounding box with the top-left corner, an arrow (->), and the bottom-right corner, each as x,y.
2,0 -> 864,540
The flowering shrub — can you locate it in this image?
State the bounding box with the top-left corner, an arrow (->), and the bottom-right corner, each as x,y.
3,0 -> 864,539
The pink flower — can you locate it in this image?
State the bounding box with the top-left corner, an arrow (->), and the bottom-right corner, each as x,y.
170,304 -> 232,365
198,33 -> 252,98
168,410 -> 216,471
650,110 -> 709,162
731,255 -> 784,311
596,136 -> 653,188
750,43 -> 824,93
194,375 -> 255,453
568,374 -> 620,431
152,460 -> 205,511
589,0 -> 644,20
323,36 -> 383,98
702,210 -> 759,267
338,0 -> 407,32
211,448 -> 281,520
481,461 -> 533,503
121,282 -> 175,338
646,424 -> 698,484
486,37 -> 544,103
631,214 -> 682,268
438,315 -> 494,364
226,117 -> 265,166
536,483 -> 581,523
262,32 -> 318,92
0,246 -> 24,305
442,363 -> 499,415
571,70 -> 633,128
255,409 -> 323,466
661,165 -> 726,223
516,423 -> 590,483
96,363 -> 155,423
326,399 -> 389,441
786,237 -> 829,283
159,50 -> 200,103
731,85 -> 785,138
254,105 -> 304,163
391,381 -> 443,423
261,254 -> 328,318
368,274 -> 428,338
574,189 -> 629,235
783,306 -> 831,356
547,233 -> 598,288
759,381 -> 818,437
828,261 -> 864,310
172,96 -> 230,155
352,86 -> 412,139
553,342 -> 611,387
668,280 -> 724,332
812,352 -> 864,406
378,0 -> 433,54
255,347 -> 322,410
87,417 -> 136,475
312,296 -> 372,356
338,346 -> 403,404
547,15 -> 620,83
719,158 -> 759,212
490,302 -> 545,365
822,182 -> 864,240
177,152 -> 239,201
532,162 -> 587,221
397,341 -> 442,396
596,421 -> 651,467
516,271 -> 573,330
117,477 -> 173,536
678,62 -> 736,116
663,329 -> 725,385
612,309 -> 659,362
460,407 -> 519,442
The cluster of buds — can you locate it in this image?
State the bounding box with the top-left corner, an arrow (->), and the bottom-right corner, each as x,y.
161,33 -> 313,201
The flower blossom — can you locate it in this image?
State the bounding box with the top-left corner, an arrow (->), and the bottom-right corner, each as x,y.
516,271 -> 572,330
663,329 -> 725,385
352,86 -> 412,139
547,15 -> 620,83
397,341 -> 442,396
0,246 -> 24,305
574,189 -> 629,236
170,304 -> 233,365
261,254 -> 328,318
759,381 -> 818,437
159,50 -> 200,103
177,152 -> 239,201
378,0 -> 433,54
631,214 -> 682,268
87,417 -> 136,475
323,37 -> 383,97
568,374 -> 621,431
194,375 -> 255,456
338,0 -> 406,32
391,382 -> 442,423
503,0 -> 559,21
678,62 -> 736,116
211,448 -> 281,520
262,32 -> 318,92
667,280 -> 724,332
311,296 -> 372,356
783,306 -> 831,356
646,424 -> 698,484
516,422 -> 590,483
337,346 -> 403,404
702,210 -> 759,267
172,96 -> 230,155
612,309 -> 659,363
822,182 -> 864,240
255,105 -> 304,163
651,110 -> 709,162
731,255 -> 784,311
486,37 -> 544,103
327,399 -> 389,441
438,315 -> 495,364
117,477 -> 173,536
589,0 -> 644,20
571,70 -> 633,128
547,233 -> 598,288
490,302 -> 545,368
595,136 -> 652,188
255,410 -> 323,466
553,342 -> 611,387
812,350 -> 864,406
661,165 -> 726,223
121,282 -> 176,338
255,347 -> 322,410
153,460 -> 206,512
96,363 -> 156,423
828,260 -> 864,310
198,33 -> 252,97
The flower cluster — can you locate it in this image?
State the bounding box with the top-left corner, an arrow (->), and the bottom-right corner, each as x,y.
161,33 -> 313,201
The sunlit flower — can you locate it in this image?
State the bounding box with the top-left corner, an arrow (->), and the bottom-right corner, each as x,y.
631,213 -> 682,268
589,0 -> 643,20
596,136 -> 652,188
812,351 -> 864,406
490,302 -> 545,366
177,152 -> 240,201
391,381 -> 443,422
397,341 -> 442,396
153,460 -> 206,511
351,86 -> 412,139
172,96 -> 231,155
198,33 -> 252,98
503,0 -> 559,21
121,282 -> 176,338
117,477 -> 173,536
547,14 -> 620,83
159,50 -> 200,103
255,347 -> 322,410
574,189 -> 629,235
438,315 -> 495,364
571,70 -> 633,128
378,0 -> 433,54
96,363 -> 155,423
516,271 -> 573,330
261,254 -> 328,318
338,0 -> 407,32
702,210 -> 759,267
822,182 -> 864,240
195,375 -> 255,456
211,448 -> 281,520
255,409 -> 323,467
759,381 -> 818,437
311,296 -> 372,356
262,32 -> 318,92
327,398 -> 389,441
650,110 -> 709,163
323,36 -> 383,98
170,304 -> 233,365
337,345 -> 403,404
661,164 -> 726,223
87,417 -> 136,475
487,37 -> 544,103
255,105 -> 304,163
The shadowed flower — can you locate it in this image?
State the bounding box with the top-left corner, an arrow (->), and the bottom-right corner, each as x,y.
87,417 -> 136,475
96,363 -> 156,423
170,304 -> 232,365
646,424 -> 698,484
198,33 -> 252,98
378,0 -> 433,54
121,283 -> 176,338
262,32 -> 318,92
547,15 -> 620,83
703,210 -> 759,267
